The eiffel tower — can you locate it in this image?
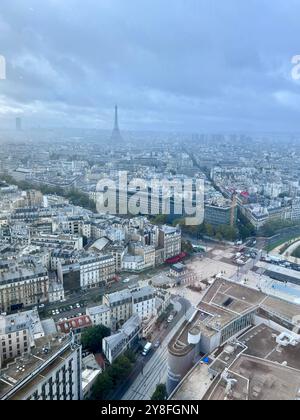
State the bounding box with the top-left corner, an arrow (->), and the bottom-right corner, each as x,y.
110,105 -> 123,143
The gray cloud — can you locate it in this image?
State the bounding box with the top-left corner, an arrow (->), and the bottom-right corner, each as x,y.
0,0 -> 299,131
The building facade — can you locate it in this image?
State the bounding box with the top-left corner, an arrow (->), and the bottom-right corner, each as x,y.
0,262 -> 49,313
0,309 -> 44,367
0,337 -> 82,401
86,304 -> 111,329
158,226 -> 182,261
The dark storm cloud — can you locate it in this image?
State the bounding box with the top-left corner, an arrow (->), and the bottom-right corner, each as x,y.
0,0 -> 299,131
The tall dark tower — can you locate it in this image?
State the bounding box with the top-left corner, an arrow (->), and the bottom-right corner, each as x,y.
110,105 -> 123,143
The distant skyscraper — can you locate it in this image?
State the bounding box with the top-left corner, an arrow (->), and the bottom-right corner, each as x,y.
16,117 -> 22,131
110,105 -> 123,143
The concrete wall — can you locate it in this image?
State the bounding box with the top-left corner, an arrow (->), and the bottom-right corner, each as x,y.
167,346 -> 197,395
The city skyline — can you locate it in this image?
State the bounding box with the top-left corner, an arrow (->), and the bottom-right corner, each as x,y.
0,0 -> 300,404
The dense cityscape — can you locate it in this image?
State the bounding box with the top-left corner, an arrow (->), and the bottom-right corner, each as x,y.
1,0 -> 300,406
1,110 -> 300,402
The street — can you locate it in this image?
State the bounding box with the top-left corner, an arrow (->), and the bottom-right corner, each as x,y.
38,275 -> 140,321
121,297 -> 190,401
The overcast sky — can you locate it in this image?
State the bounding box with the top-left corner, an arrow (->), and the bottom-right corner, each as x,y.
0,0 -> 299,132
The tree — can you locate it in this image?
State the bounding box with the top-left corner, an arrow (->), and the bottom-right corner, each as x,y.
260,219 -> 298,238
215,225 -> 238,242
109,355 -> 132,384
237,210 -> 256,239
90,353 -> 135,399
215,232 -> 223,242
151,384 -> 168,401
181,240 -> 194,254
151,214 -> 168,225
204,223 -> 215,238
124,349 -> 137,364
90,372 -> 113,400
81,325 -> 111,353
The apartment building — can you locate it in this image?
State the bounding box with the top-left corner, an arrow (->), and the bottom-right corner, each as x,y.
102,314 -> 141,364
0,309 -> 44,367
0,261 -> 49,313
86,304 -> 111,329
127,243 -> 156,271
31,233 -> 83,251
89,286 -> 157,331
79,255 -> 115,290
0,336 -> 82,401
158,225 -> 182,261
56,315 -> 92,343
131,286 -> 156,321
50,249 -> 76,271
122,255 -> 145,271
57,254 -> 116,292
102,290 -> 133,329
109,243 -> 128,272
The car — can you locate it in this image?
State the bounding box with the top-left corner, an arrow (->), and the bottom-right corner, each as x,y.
122,278 -> 130,284
154,341 -> 160,348
142,342 -> 152,356
167,315 -> 174,323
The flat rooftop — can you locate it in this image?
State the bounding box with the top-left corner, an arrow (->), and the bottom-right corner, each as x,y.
206,355 -> 300,400
262,296 -> 300,323
240,324 -> 300,371
0,335 -> 73,400
171,364 -> 212,401
168,278 -> 300,357
0,264 -> 47,284
171,324 -> 300,401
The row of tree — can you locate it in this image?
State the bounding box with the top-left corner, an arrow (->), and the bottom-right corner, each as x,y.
172,217 -> 239,242
198,223 -> 238,242
259,219 -> 299,238
80,325 -> 137,400
237,210 -> 256,239
90,350 -> 136,400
